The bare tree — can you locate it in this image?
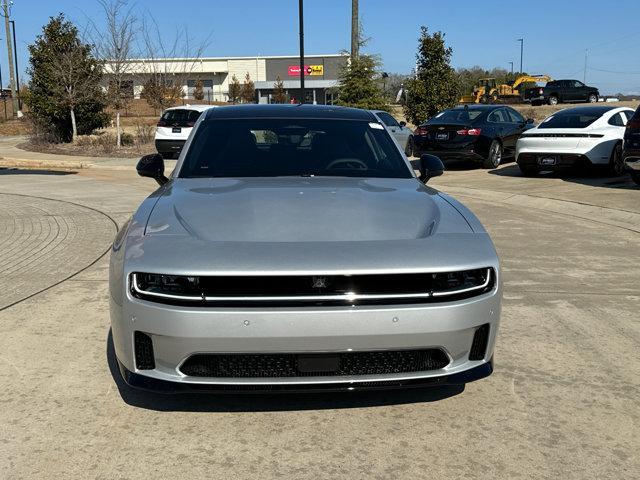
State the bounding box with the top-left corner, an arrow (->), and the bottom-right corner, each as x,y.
138,14 -> 211,111
90,0 -> 137,147
45,41 -> 103,141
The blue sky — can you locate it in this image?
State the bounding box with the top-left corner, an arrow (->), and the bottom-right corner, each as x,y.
6,0 -> 640,94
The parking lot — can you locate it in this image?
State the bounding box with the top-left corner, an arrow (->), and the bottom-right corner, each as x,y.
0,162 -> 637,479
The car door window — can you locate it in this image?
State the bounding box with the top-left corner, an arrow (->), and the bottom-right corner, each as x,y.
622,110 -> 635,122
376,112 -> 400,128
572,81 -> 584,88
506,108 -> 524,124
487,109 -> 508,123
608,113 -> 625,127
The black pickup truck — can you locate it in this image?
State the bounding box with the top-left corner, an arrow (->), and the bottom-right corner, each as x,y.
524,80 -> 599,106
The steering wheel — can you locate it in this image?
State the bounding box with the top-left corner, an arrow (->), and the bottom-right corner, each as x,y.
326,158 -> 368,170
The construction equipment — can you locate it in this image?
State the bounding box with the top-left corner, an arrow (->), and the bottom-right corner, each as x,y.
460,74 -> 553,104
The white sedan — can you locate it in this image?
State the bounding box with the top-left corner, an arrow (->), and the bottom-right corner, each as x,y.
516,106 -> 635,176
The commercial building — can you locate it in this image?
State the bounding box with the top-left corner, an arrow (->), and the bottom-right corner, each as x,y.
104,54 -> 348,104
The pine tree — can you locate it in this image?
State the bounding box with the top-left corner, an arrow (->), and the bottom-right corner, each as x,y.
193,79 -> 205,101
272,76 -> 287,103
228,74 -> 241,103
336,54 -> 387,110
240,72 -> 255,103
404,27 -> 460,125
25,14 -> 108,142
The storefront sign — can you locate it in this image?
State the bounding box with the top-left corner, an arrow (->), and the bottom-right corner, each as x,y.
288,65 -> 324,76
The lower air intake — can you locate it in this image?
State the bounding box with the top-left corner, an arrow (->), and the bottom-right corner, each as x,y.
179,349 -> 449,378
469,324 -> 490,361
134,331 -> 155,370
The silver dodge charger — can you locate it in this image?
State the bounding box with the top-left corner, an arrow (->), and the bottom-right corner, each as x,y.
109,104 -> 501,393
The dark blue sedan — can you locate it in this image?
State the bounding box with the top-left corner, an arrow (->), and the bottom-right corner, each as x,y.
412,105 -> 534,168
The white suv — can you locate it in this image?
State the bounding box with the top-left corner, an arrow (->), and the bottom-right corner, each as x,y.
155,105 -> 216,158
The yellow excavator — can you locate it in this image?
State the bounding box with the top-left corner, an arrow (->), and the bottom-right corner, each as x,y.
460,74 -> 552,104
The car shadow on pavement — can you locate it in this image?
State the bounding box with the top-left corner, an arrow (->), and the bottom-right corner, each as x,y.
488,163 -> 638,189
0,167 -> 77,176
106,330 -> 464,412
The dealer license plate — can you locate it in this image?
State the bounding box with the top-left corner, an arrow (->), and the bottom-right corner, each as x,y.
538,156 -> 557,166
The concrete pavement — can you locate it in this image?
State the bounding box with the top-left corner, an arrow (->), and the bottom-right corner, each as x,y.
0,164 -> 638,479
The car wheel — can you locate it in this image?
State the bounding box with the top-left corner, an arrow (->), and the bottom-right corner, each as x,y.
548,95 -> 559,106
519,164 -> 538,177
588,93 -> 598,103
631,172 -> 640,185
405,137 -> 414,157
609,143 -> 625,175
483,140 -> 502,169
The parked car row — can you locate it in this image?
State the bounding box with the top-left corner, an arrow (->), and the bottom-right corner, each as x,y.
407,104 -> 640,185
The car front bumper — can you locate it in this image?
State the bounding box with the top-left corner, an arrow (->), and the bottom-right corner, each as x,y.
110,286 -> 501,392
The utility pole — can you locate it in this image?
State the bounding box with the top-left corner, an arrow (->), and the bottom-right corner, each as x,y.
1,0 -> 17,118
518,38 -> 524,73
298,0 -> 304,103
351,0 -> 358,60
509,61 -> 514,74
10,19 -> 19,110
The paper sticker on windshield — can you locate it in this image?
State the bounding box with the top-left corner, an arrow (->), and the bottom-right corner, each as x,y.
369,122 -> 384,130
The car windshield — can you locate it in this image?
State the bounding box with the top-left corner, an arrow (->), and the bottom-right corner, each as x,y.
179,118 -> 412,178
538,111 -> 603,129
426,109 -> 484,124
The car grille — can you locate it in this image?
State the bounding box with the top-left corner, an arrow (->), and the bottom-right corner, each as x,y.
179,349 -> 450,378
130,268 -> 495,307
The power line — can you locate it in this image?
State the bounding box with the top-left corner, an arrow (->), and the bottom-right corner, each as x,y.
588,66 -> 640,75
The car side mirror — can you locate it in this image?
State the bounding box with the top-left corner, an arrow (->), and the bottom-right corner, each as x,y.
526,118 -> 534,124
399,121 -> 407,127
418,154 -> 444,183
137,153 -> 168,186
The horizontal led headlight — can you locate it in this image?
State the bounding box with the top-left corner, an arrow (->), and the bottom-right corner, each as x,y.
130,268 -> 495,305
132,273 -> 202,300
430,268 -> 492,297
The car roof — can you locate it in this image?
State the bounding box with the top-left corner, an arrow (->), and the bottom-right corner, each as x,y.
450,105 -> 505,111
204,104 -> 376,121
164,104 -> 217,113
551,106 -> 623,116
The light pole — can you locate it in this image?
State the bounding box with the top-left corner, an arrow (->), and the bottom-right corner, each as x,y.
298,0 -> 304,104
518,38 -> 524,73
509,61 -> 514,74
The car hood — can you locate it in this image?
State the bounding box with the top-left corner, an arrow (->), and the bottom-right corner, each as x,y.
144,177 -> 473,243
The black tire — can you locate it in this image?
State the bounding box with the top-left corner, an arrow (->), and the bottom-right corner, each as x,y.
519,164 -> 538,177
631,172 -> 640,185
405,136 -> 414,157
483,139 -> 502,169
548,95 -> 559,106
588,93 -> 598,103
609,142 -> 625,175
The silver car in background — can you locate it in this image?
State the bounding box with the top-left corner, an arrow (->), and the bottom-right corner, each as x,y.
370,109 -> 415,157
109,104 -> 501,393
